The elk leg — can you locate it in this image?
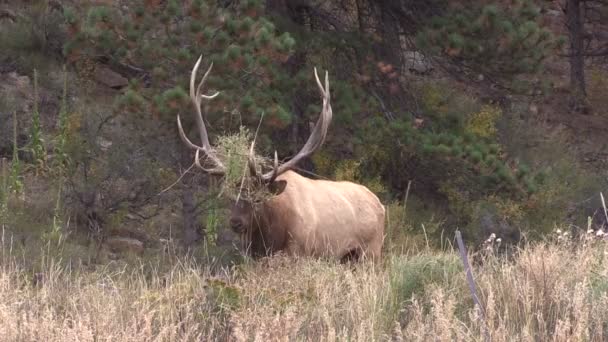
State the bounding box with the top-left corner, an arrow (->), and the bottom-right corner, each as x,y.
340,248 -> 362,264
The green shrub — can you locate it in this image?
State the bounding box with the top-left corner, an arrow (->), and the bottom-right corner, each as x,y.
356,80 -> 542,243
386,253 -> 464,322
497,104 -> 603,238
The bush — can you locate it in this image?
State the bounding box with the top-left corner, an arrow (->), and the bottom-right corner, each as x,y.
0,0 -> 65,72
387,253 -> 464,309
355,79 -> 543,244
497,104 -> 603,238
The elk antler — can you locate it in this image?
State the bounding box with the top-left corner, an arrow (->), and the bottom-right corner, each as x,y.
250,68 -> 332,183
177,55 -> 226,175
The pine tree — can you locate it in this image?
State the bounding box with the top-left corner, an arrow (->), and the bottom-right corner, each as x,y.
416,0 -> 563,87
64,0 -> 295,246
65,0 -> 295,132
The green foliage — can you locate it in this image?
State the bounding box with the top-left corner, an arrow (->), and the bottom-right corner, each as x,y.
359,81 -> 539,204
435,102 -> 605,241
65,0 -> 295,134
44,0 -> 594,250
8,155 -> 22,196
206,278 -> 242,314
334,159 -> 361,183
384,198 -> 449,254
417,0 -> 561,84
0,1 -> 65,72
350,79 -> 555,242
465,105 -> 501,138
499,112 -> 601,237
386,254 -> 464,320
389,254 -> 463,300
60,1 -> 299,245
204,204 -> 222,246
310,150 -> 333,176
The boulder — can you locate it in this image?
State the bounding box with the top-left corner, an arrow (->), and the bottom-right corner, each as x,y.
94,66 -> 128,89
403,51 -> 434,74
96,136 -> 113,151
106,236 -> 145,255
0,9 -> 17,23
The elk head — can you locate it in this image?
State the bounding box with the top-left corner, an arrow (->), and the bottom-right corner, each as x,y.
177,55 -> 333,234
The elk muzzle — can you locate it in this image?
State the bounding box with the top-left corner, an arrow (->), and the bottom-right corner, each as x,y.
230,217 -> 247,234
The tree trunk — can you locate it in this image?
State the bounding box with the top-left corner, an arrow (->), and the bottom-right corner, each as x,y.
180,145 -> 202,248
356,0 -> 373,35
265,0 -> 288,16
566,0 -> 587,108
280,3 -> 312,172
377,2 -> 402,70
181,185 -> 201,248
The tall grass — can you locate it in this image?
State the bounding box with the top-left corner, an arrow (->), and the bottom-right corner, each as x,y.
1,227 -> 607,341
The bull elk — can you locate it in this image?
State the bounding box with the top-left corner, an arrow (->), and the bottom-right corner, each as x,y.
177,56 -> 385,261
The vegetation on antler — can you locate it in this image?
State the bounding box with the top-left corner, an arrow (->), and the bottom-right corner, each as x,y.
212,127 -> 276,203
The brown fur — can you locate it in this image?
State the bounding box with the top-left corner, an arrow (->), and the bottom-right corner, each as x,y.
231,170 -> 385,261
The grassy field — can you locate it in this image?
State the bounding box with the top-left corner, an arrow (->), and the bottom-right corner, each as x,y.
1,229 -> 608,341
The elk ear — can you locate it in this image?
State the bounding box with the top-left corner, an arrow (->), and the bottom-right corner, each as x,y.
269,180 -> 287,196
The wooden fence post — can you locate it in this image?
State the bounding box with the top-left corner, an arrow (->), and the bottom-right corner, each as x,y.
455,229 -> 490,342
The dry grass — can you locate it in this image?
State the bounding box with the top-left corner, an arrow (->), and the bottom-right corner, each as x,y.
1,229 -> 608,341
